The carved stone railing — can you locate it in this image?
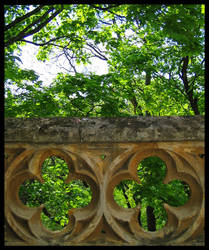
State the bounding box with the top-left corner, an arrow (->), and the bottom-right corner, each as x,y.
5,116 -> 205,246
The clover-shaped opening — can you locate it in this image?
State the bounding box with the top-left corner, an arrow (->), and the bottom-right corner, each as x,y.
113,156 -> 190,231
19,156 -> 92,231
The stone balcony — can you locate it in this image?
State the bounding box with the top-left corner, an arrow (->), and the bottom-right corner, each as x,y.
4,116 -> 205,246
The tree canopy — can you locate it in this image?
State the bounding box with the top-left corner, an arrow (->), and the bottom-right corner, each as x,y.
4,4 -> 205,117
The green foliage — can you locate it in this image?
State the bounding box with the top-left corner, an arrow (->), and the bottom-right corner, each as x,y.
4,4 -> 204,117
113,157 -> 190,231
19,156 -> 92,231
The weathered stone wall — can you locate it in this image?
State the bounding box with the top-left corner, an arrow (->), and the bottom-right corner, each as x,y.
5,116 -> 204,143
4,116 -> 205,246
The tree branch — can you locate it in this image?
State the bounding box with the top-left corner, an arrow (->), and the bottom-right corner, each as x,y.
4,5 -> 44,31
89,4 -> 121,11
86,43 -> 108,61
21,36 -> 68,47
5,7 -> 55,47
5,6 -> 63,47
90,4 -> 126,20
25,7 -> 63,37
63,49 -> 78,74
98,19 -> 114,26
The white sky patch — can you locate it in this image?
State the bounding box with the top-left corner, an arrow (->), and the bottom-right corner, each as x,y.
17,40 -> 109,87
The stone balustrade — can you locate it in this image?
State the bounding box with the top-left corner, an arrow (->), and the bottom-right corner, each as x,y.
4,116 -> 205,246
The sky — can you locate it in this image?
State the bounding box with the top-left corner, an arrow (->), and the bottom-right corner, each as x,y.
13,5 -> 109,85
18,41 -> 109,87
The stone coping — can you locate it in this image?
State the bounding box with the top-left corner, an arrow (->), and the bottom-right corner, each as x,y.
4,116 -> 204,143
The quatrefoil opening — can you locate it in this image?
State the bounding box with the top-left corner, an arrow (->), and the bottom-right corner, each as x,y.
19,155 -> 92,231
113,156 -> 190,232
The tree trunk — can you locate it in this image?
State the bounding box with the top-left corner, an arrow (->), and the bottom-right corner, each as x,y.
146,206 -> 156,231
145,70 -> 151,116
181,56 -> 200,115
120,183 -> 131,208
145,70 -> 151,86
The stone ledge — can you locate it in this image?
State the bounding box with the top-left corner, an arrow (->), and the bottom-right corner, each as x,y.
4,116 -> 204,143
4,234 -> 205,246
